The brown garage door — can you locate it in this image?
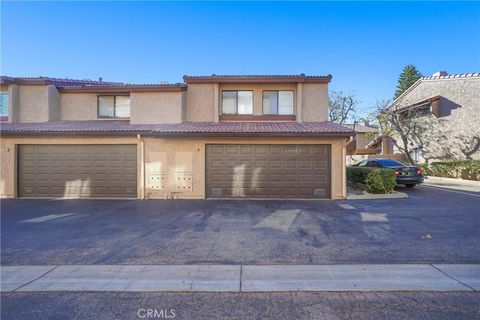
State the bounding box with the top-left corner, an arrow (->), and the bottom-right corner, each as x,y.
18,144 -> 137,198
206,144 -> 330,198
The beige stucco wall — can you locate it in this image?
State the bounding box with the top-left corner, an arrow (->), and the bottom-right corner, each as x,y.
48,85 -> 61,121
0,135 -> 347,200
302,83 -> 328,122
0,141 -> 16,198
18,85 -> 50,122
130,92 -> 185,124
8,84 -> 62,123
9,81 -> 329,124
186,83 -> 216,122
60,93 -> 98,120
7,85 -> 19,123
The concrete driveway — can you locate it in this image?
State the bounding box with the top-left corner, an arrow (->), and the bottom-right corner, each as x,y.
1,186 -> 479,265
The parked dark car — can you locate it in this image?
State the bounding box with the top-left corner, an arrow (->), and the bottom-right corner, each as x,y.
354,158 -> 424,188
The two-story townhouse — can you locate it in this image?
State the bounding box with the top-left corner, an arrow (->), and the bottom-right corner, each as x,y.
0,74 -> 352,200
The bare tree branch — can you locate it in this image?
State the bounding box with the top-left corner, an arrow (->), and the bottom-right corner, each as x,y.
328,91 -> 359,125
373,99 -> 426,164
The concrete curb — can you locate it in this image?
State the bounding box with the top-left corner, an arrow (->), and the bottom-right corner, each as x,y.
346,191 -> 408,200
1,264 -> 478,292
426,176 -> 479,186
423,176 -> 480,193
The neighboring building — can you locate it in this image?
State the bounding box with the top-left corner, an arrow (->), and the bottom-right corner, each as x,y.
385,72 -> 480,163
344,122 -> 378,156
344,122 -> 385,166
365,135 -> 395,156
0,74 -> 353,200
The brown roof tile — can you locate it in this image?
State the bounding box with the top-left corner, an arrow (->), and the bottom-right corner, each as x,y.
0,121 -> 353,137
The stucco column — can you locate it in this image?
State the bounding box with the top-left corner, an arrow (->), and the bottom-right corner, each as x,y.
341,141 -> 347,198
138,135 -> 145,200
8,84 -> 19,123
213,83 -> 220,123
47,85 -> 61,121
296,83 -> 303,122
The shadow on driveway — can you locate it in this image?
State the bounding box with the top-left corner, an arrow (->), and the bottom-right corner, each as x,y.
1,189 -> 479,265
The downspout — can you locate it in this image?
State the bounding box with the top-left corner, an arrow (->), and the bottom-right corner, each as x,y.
137,134 -> 145,200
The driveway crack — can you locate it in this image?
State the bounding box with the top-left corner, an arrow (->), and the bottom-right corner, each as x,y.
12,265 -> 61,292
430,264 -> 476,291
239,264 -> 243,292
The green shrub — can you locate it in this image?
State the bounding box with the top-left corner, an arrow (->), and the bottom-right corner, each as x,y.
346,167 -> 371,184
416,163 -> 431,175
346,167 -> 396,194
365,169 -> 397,194
429,160 -> 480,181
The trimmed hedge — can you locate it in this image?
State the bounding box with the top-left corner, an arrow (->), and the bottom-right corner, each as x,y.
346,167 -> 397,194
415,163 -> 431,175
417,160 -> 480,181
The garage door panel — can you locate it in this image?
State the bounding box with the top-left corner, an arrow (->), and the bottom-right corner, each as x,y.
254,145 -> 267,154
254,187 -> 268,196
269,159 -> 282,169
254,173 -> 267,181
284,146 -> 298,154
225,145 -> 239,155
206,144 -> 330,198
238,159 -> 253,168
18,144 -> 137,198
239,145 -> 253,155
284,160 -> 297,169
299,160 -> 313,169
268,145 -> 282,154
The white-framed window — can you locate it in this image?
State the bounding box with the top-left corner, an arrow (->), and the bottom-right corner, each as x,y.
98,95 -> 130,119
221,91 -> 253,115
263,90 -> 294,115
0,92 -> 9,117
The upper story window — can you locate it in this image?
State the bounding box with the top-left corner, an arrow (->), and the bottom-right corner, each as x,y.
98,95 -> 130,119
222,91 -> 253,115
263,91 -> 294,115
0,92 -> 9,117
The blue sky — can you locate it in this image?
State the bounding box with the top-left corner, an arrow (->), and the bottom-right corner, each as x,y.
1,1 -> 479,116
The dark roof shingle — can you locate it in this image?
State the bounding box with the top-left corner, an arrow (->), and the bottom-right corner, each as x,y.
183,74 -> 332,83
0,76 -> 124,87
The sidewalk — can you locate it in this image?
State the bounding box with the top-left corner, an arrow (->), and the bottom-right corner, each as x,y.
423,176 -> 480,193
2,264 -> 479,292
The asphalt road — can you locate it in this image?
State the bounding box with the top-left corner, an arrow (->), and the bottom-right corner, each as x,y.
1,185 -> 479,265
2,291 -> 480,320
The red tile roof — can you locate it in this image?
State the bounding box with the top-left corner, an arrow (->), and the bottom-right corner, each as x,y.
0,121 -> 353,137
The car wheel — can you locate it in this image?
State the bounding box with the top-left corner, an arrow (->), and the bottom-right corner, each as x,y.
405,184 -> 416,188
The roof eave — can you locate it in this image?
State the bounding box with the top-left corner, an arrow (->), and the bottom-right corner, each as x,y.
58,85 -> 187,93
183,75 -> 332,84
0,131 -> 352,138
